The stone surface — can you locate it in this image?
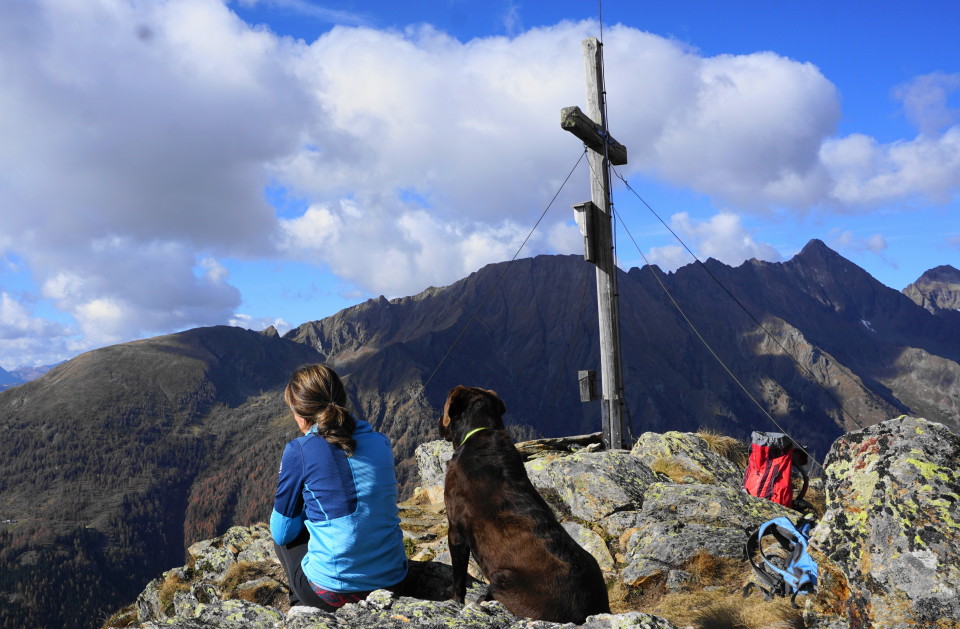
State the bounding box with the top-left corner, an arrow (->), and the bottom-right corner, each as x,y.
621,522 -> 745,587
665,570 -> 692,592
135,577 -> 162,623
414,439 -> 454,503
562,521 -> 616,575
629,431 -> 743,487
612,482 -> 793,586
525,450 -> 666,521
185,522 -> 277,582
414,439 -> 453,484
810,416 -> 960,629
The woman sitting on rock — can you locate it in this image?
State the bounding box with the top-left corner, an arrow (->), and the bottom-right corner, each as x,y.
271,364 -> 408,611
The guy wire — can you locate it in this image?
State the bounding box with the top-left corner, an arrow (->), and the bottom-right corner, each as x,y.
417,149 -> 588,396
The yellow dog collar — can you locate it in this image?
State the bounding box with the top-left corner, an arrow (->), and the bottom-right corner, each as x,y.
459,427 -> 490,448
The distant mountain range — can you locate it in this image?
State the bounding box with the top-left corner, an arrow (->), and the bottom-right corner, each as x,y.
0,240 -> 957,629
0,363 -> 58,390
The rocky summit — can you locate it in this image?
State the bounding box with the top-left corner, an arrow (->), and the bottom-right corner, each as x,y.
6,244 -> 960,629
903,264 -> 960,316
105,416 -> 959,629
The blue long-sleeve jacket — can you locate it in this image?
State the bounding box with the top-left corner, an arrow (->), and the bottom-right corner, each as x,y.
270,420 -> 408,593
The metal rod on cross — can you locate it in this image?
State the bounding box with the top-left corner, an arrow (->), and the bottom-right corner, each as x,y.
561,37 -> 628,450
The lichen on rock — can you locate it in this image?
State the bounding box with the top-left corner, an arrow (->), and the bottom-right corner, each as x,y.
630,431 -> 743,487
811,415 -> 960,628
524,450 -> 667,521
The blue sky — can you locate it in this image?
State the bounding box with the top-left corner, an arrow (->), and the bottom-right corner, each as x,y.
0,0 -> 958,369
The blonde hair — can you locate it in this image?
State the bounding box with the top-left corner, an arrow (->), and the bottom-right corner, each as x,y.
284,364 -> 356,456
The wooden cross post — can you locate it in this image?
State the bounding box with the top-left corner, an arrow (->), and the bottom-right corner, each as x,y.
561,37 -> 628,450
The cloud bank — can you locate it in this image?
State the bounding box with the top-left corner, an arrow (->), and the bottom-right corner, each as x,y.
0,0 -> 958,367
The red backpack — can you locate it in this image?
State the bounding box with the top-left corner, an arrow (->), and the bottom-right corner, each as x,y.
743,432 -> 808,508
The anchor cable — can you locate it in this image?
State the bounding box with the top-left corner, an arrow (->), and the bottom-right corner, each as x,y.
612,167 -> 864,433
418,149 -> 588,394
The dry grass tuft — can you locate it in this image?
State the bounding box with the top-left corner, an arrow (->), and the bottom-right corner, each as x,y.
797,480 -> 827,517
644,551 -> 803,629
653,590 -> 804,629
651,457 -> 714,484
100,605 -> 138,629
158,573 -> 190,615
684,550 -> 742,586
218,561 -> 263,593
218,560 -> 289,608
606,575 -> 667,614
219,561 -> 277,598
697,429 -> 750,470
233,581 -> 280,606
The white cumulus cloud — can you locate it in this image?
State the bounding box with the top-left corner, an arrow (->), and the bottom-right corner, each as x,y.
0,0 -> 957,366
646,212 -> 782,271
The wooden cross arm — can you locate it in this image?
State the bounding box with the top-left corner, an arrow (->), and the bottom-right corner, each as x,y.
560,105 -> 628,165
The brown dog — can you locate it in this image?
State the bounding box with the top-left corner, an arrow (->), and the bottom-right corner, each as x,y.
439,385 -> 610,623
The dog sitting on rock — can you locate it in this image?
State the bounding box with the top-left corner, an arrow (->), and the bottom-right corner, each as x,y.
439,385 -> 610,623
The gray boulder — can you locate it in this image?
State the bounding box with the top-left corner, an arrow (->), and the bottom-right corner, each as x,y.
614,482 -> 794,586
414,439 -> 454,503
630,431 -> 743,488
525,450 -> 666,521
810,416 -> 960,628
135,577 -> 163,623
332,589 -> 679,629
141,599 -> 283,629
139,586 -> 681,629
185,522 -> 277,582
562,521 -> 616,576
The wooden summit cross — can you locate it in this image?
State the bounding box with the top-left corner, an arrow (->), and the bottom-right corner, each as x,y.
561,37 -> 628,450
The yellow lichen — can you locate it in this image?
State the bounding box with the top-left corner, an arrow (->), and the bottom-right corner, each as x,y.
904,458 -> 951,483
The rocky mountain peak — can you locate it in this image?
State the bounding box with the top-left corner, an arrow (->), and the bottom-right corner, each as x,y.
789,238 -> 876,288
797,237 -> 833,258
903,264 -> 960,314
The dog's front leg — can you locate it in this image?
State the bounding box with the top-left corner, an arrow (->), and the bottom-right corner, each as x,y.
448,525 -> 470,604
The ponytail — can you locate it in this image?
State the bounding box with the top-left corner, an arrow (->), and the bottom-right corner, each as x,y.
315,402 -> 357,456
284,365 -> 357,456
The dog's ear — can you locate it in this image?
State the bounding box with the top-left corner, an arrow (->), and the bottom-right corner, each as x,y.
441,385 -> 469,432
485,389 -> 506,416
443,384 -> 470,425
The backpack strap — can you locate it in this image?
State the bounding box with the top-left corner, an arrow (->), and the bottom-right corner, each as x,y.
744,519 -> 787,599
744,517 -> 818,607
794,465 -> 809,503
